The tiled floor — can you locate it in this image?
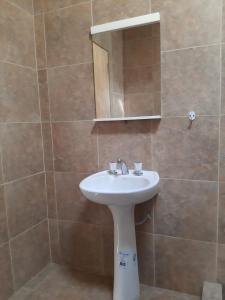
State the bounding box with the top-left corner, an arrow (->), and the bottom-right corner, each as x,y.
9,264 -> 200,300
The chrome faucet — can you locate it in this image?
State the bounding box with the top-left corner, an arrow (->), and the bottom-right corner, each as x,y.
117,159 -> 129,175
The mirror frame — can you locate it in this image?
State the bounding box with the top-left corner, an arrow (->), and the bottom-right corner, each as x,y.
91,13 -> 162,122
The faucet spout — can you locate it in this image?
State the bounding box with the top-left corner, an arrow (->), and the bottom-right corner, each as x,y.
117,159 -> 129,175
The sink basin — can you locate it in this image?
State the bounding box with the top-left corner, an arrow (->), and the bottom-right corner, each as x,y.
79,170 -> 159,206
79,169 -> 160,300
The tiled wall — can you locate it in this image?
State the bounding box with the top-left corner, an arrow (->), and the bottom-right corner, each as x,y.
0,1 -> 50,299
32,0 -> 225,297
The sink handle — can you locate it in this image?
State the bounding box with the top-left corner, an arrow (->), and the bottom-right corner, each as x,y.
109,161 -> 118,175
134,161 -> 143,176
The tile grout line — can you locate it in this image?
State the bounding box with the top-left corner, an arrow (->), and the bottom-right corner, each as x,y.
90,0 -> 99,171
0,240 -> 10,249
153,233 -> 218,246
162,42 -> 222,53
43,8 -> 61,262
89,1 -> 104,275
45,172 -> 219,183
160,177 -> 218,183
0,171 -> 45,187
215,0 -> 223,281
47,69 -> 61,264
31,0 -> 34,15
91,0 -> 94,26
6,0 -> 34,16
34,0 -> 91,16
149,120 -> 156,285
0,59 -> 36,71
44,61 -> 93,71
43,11 -> 57,263
41,10 -> 56,262
32,12 -> 52,262
0,128 -> 16,291
0,122 -> 42,124
152,197 -> 156,286
9,219 -> 48,243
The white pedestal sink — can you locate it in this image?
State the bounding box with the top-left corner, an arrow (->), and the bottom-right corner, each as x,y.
79,170 -> 160,300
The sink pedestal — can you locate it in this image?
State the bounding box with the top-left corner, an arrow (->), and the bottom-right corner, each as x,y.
109,205 -> 140,300
80,170 -> 160,299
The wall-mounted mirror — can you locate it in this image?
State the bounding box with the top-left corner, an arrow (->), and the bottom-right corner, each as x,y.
91,14 -> 161,121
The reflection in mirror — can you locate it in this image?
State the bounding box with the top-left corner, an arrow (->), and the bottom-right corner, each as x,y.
92,23 -> 161,119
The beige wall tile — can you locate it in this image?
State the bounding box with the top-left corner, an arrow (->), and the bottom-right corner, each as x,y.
0,1 -> 35,67
0,243 -> 13,300
34,14 -> 46,70
217,243 -> 225,284
33,0 -> 87,14
219,183 -> 225,243
98,121 -> 151,170
8,0 -> 34,14
152,117 -> 219,181
42,123 -> 54,171
155,235 -> 216,295
0,62 -> 40,122
52,122 -> 98,173
38,70 -> 50,122
136,232 -> 154,286
0,187 -> 8,245
55,172 -> 108,224
151,0 -> 221,50
45,3 -> 92,67
155,179 -> 218,242
162,46 -> 220,116
220,117 -> 225,181
48,64 -> 95,121
5,174 -> 47,238
2,124 -> 44,181
46,172 -> 57,219
222,45 -> 225,115
58,221 -> 103,274
11,220 -> 50,289
92,0 -> 150,25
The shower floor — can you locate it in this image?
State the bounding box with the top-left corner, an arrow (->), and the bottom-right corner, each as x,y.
9,263 -> 200,300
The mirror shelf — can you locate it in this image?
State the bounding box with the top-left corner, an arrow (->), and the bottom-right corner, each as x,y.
94,115 -> 161,122
91,13 -> 160,35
